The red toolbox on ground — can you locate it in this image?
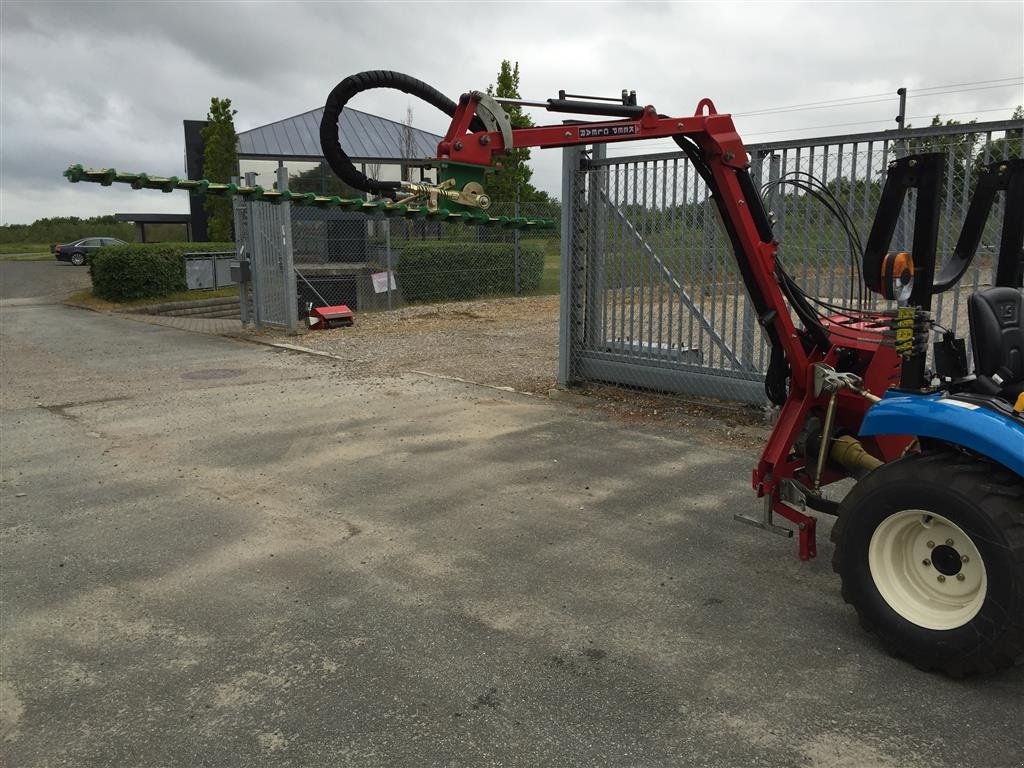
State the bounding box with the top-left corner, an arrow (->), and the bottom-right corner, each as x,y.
308,305 -> 355,329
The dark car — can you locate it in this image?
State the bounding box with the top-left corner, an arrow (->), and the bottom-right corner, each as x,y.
53,237 -> 127,266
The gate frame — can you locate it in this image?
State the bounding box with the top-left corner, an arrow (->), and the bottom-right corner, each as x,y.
559,118 -> 1022,404
234,167 -> 300,332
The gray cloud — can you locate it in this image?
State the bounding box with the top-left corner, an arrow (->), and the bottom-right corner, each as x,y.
1,0 -> 1021,223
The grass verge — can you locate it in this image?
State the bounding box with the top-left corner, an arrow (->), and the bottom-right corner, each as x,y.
522,237 -> 560,296
66,285 -> 239,312
2,254 -> 53,262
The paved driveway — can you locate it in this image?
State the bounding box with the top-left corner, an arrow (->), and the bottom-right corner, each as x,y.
1,298 -> 1022,767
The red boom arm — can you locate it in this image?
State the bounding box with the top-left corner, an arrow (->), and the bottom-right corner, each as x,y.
438,91 -> 907,559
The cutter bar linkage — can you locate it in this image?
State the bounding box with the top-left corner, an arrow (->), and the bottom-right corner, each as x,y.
62,165 -> 556,231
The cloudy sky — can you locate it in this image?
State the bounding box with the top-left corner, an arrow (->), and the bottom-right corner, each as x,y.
1,0 -> 1022,224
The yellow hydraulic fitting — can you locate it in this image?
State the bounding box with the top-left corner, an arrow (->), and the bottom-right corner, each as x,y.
830,435 -> 884,477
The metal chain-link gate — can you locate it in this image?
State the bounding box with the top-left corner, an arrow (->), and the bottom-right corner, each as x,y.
233,168 -> 299,330
561,120 -> 1021,404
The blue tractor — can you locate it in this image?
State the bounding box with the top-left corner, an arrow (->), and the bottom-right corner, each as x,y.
827,156 -> 1024,676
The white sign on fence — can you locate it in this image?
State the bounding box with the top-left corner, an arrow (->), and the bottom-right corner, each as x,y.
371,270 -> 397,293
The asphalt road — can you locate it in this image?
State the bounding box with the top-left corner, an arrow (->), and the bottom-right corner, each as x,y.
1,269 -> 1022,766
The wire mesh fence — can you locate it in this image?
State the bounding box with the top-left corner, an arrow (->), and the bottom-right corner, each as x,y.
290,199 -> 562,314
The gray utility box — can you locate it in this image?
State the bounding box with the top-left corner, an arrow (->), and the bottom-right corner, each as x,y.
183,252 -> 237,290
230,260 -> 251,283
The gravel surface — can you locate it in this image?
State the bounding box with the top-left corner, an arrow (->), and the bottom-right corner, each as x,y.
282,295 -> 771,450
291,295 -> 562,396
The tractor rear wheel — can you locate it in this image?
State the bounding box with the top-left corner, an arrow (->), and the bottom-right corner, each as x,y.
831,450 -> 1024,676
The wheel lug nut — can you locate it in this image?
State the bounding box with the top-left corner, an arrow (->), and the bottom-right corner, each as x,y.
961,555 -> 969,563
956,573 -> 966,581
922,559 -> 931,566
945,539 -> 954,546
926,541 -> 935,549
937,575 -> 946,583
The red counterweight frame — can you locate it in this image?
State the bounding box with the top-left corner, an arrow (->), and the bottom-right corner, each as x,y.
437,92 -> 911,560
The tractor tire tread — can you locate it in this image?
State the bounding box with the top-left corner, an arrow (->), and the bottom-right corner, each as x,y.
830,448 -> 1024,676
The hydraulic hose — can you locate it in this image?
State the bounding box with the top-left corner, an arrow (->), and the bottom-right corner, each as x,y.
319,70 -> 485,198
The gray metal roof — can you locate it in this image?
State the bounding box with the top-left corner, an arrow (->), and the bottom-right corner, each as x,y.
237,107 -> 442,161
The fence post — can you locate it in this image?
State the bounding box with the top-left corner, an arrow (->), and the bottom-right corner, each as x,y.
277,166 -> 300,332
558,143 -> 585,388
244,171 -> 261,326
514,183 -> 521,296
231,175 -> 250,325
585,144 -> 607,348
385,218 -> 393,311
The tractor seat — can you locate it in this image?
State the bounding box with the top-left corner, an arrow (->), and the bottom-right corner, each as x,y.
967,286 -> 1024,400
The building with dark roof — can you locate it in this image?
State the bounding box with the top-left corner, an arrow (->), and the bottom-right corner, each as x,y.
236,106 -> 441,163
182,107 -> 442,240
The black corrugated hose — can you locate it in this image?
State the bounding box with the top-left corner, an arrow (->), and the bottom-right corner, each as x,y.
319,70 -> 485,198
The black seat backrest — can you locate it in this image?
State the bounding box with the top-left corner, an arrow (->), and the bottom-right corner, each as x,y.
968,287 -> 1024,385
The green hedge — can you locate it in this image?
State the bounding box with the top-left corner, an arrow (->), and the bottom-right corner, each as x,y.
394,242 -> 543,303
90,242 -> 234,301
0,215 -> 134,246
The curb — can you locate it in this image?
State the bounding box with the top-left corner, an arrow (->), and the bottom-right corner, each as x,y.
62,299 -> 107,313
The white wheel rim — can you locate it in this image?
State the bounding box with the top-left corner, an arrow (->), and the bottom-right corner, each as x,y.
868,510 -> 987,630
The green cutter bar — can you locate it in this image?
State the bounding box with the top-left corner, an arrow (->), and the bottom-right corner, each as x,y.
63,165 -> 556,231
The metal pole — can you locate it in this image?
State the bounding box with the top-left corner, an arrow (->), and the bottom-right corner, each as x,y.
514,183 -> 521,295
385,219 -> 393,311
895,87 -> 908,131
231,175 -> 250,326
895,87 -> 909,160
558,143 -> 583,387
276,165 -> 300,332
244,171 -> 260,327
586,143 -> 608,348
893,88 -> 911,252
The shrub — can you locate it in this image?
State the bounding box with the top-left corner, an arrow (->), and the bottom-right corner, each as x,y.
394,241 -> 543,303
90,242 -> 234,301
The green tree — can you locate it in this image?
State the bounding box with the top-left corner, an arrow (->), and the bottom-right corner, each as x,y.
289,163 -> 362,198
899,115 -> 978,206
972,105 -> 1023,174
201,97 -> 238,242
486,61 -> 549,204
